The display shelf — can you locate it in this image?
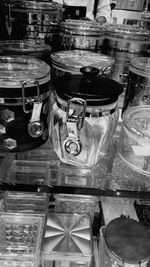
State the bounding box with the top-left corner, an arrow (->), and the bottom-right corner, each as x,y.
0,144 -> 148,267
0,138 -> 149,198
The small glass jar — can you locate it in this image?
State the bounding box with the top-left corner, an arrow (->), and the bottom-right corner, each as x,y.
100,216 -> 150,267
118,105 -> 150,176
49,66 -> 123,167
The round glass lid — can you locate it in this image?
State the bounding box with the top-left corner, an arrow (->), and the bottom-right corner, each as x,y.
0,56 -> 50,88
10,0 -> 63,10
107,24 -> 150,40
51,50 -> 114,74
0,40 -> 51,54
59,19 -> 106,34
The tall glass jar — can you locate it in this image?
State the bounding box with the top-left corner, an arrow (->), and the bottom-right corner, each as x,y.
49,66 -> 123,167
118,105 -> 150,176
123,57 -> 150,113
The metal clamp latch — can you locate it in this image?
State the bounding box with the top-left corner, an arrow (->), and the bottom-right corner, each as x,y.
21,80 -> 44,138
63,97 -> 86,156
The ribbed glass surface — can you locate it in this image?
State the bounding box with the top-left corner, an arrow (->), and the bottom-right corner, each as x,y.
43,213 -> 93,257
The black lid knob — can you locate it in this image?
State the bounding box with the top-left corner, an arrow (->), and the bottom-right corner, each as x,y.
80,66 -> 99,76
54,66 -> 123,106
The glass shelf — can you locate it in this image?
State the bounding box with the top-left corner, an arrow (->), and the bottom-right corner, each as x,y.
0,138 -> 149,198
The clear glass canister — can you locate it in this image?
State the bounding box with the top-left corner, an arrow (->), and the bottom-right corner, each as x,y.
49,66 -> 123,167
123,57 -> 150,113
118,105 -> 150,176
59,19 -> 106,51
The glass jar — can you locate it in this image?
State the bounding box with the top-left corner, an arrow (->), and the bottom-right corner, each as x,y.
118,105 -> 150,176
59,19 -> 106,51
49,66 -> 123,167
0,55 -> 51,152
123,57 -> 150,113
4,0 -> 63,46
100,216 -> 150,267
105,25 -> 150,102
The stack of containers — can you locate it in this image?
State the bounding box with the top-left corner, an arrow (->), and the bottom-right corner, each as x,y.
105,24 -> 150,110
112,57 -> 150,183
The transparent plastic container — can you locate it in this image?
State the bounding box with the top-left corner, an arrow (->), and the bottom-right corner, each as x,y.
3,160 -> 49,185
54,194 -> 99,220
2,158 -> 61,186
42,212 -> 93,264
4,191 -> 49,213
0,212 -> 45,266
59,163 -> 95,187
118,106 -> 150,177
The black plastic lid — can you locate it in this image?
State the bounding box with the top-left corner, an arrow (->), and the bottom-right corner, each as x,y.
105,216 -> 150,264
54,66 -> 123,106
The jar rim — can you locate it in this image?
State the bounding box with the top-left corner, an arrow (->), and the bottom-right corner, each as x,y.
0,56 -> 50,88
0,40 -> 51,53
130,57 -> 150,77
122,105 -> 150,141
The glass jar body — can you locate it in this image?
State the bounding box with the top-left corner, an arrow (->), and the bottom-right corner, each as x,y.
49,99 -> 119,167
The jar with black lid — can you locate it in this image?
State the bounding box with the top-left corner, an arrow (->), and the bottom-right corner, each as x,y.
49,66 -> 123,167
